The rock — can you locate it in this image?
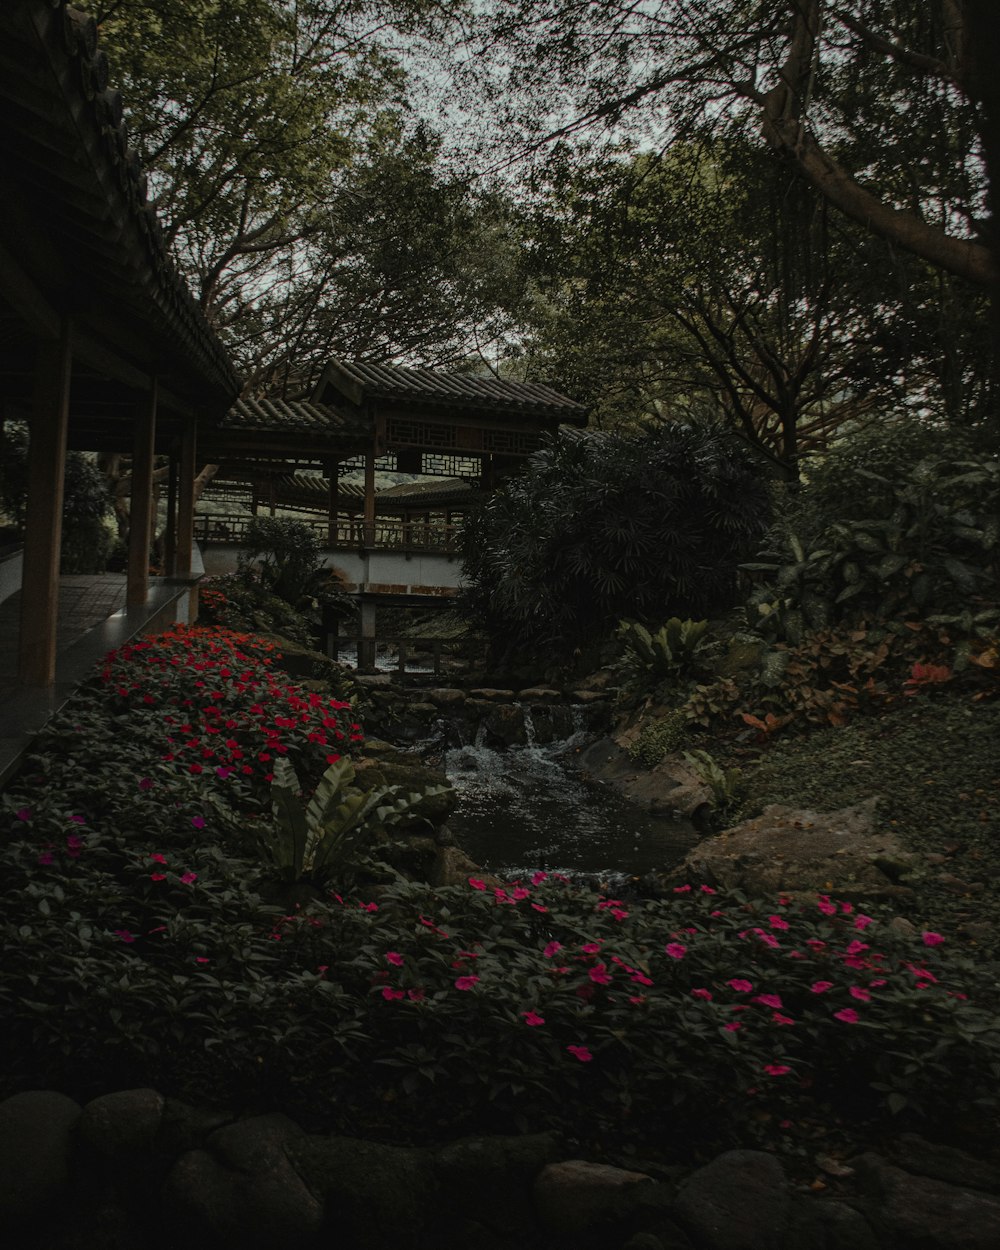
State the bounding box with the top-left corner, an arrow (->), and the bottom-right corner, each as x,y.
286,1135 -> 435,1249
783,1196 -> 881,1250
0,1089 -> 82,1222
78,1088 -> 165,1157
677,800 -> 914,898
354,758 -> 456,823
468,688 -> 516,701
431,845 -> 501,889
162,1113 -> 323,1250
435,1133 -> 560,1234
672,1150 -> 790,1250
853,1152 -> 1000,1248
516,686 -> 563,702
423,687 -> 468,706
571,689 -> 612,703
889,1134 -> 1000,1194
155,1099 -> 233,1156
534,1159 -> 653,1237
482,702 -> 529,747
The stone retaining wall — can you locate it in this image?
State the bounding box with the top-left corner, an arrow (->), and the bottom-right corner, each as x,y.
2,1087 -> 999,1249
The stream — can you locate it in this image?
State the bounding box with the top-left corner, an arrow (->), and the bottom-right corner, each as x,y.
438,706 -> 699,880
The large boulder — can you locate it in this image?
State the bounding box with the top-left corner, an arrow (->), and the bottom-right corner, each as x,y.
676,799 -> 916,898
672,1150 -> 790,1250
853,1152 -> 1000,1249
0,1090 -> 82,1223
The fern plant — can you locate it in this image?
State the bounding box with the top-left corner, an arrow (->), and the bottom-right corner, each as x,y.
682,748 -> 744,816
267,756 -> 451,886
618,617 -> 709,683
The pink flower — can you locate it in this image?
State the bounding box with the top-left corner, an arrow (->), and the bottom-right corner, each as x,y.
359,901 -> 378,913
630,971 -> 653,986
922,931 -> 945,947
15,807 -> 32,822
531,903 -> 549,913
114,930 -> 135,943
195,956 -> 210,964
849,986 -> 871,1002
810,981 -> 834,994
699,885 -> 717,894
673,884 -> 692,893
724,1021 -> 742,1032
454,975 -> 479,991
589,964 -> 612,985
771,1012 -> 795,1026
386,951 -> 404,967
191,816 -> 206,829
531,870 -> 548,885
543,941 -> 562,958
567,1045 -> 593,1063
665,943 -> 687,960
407,988 -> 425,1002
180,871 -> 198,884
580,942 -> 602,954
511,887 -> 530,901
138,778 -> 153,791
855,914 -> 875,930
768,915 -> 790,931
37,849 -> 54,866
754,993 -> 783,1009
69,814 -> 85,825
805,938 -> 827,951
691,988 -> 713,1001
834,1008 -> 860,1024
150,872 -> 167,882
728,979 -> 753,993
845,940 -> 869,955
381,987 -> 405,1001
150,853 -> 168,865
468,878 -> 485,891
764,1063 -> 791,1076
817,896 -> 837,916
522,1010 -> 545,1026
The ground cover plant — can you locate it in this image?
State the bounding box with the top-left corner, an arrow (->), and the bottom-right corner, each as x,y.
2,625 -> 999,1165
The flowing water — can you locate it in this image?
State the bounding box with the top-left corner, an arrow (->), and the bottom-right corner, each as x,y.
440,706 -> 699,880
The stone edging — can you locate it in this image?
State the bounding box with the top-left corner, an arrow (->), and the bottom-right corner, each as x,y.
2,1088 -> 999,1249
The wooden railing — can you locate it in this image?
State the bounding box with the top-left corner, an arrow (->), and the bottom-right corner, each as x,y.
330,635 -> 463,676
194,513 -> 463,555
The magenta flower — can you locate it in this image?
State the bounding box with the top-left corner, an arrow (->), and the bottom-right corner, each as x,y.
522,1010 -> 545,1026
65,835 -> 83,859
754,993 -> 783,1009
531,903 -> 549,913
113,929 -> 136,943
531,870 -> 548,885
191,816 -> 206,829
407,988 -> 425,1002
454,975 -> 479,991
810,981 -> 834,994
386,951 -> 404,967
359,901 -> 378,913
673,884 -> 692,893
37,849 -> 54,866
768,915 -> 790,931
817,896 -> 837,916
150,872 -> 166,882
691,988 -> 713,1001
150,853 -> 168,865
195,956 -> 210,965
543,941 -> 562,958
724,1021 -> 742,1032
834,1008 -> 860,1024
511,886 -> 530,901
179,871 -> 198,885
589,963 -> 612,985
468,878 -> 485,891
665,942 -> 687,960
699,884 -> 717,894
381,987 -> 405,1001
567,1044 -> 593,1063
630,971 -> 653,987
849,986 -> 871,1002
922,931 -> 945,947
580,941 -> 602,954
69,814 -> 85,825
728,978 -> 753,993
855,914 -> 875,930
764,1063 -> 791,1076
15,807 -> 31,822
772,1012 -> 795,1026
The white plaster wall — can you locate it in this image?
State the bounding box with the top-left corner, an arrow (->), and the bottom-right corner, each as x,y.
0,548 -> 23,604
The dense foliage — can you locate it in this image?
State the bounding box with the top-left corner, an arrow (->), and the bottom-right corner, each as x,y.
461,423 -> 771,657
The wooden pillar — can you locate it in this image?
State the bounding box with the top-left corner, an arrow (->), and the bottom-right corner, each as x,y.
359,597 -> 377,672
163,446 -> 178,575
327,461 -> 339,546
127,378 -> 157,608
18,320 -> 73,686
176,418 -> 197,578
363,450 -> 376,548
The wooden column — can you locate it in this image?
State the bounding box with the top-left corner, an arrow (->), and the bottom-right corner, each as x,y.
327,461 -> 339,546
127,379 -> 157,608
176,418 -> 197,578
163,445 -> 178,575
18,320 -> 73,686
363,450 -> 376,548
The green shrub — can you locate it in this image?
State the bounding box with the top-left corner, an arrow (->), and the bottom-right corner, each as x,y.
627,710 -> 688,768
618,617 -> 710,686
461,423 -> 770,656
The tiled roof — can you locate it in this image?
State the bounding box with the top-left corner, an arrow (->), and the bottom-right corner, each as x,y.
0,2 -> 240,405
221,398 -> 369,441
318,359 -> 588,421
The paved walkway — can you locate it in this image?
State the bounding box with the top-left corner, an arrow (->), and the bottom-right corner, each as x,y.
0,574 -> 192,786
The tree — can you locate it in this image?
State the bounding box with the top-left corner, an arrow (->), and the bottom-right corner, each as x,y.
522,138 -> 995,474
474,2 -> 1000,376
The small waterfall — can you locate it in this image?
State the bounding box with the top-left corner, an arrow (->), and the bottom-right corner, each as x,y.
442,710 -> 698,879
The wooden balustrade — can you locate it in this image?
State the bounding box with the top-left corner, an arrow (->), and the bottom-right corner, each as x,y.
194,513 -> 463,554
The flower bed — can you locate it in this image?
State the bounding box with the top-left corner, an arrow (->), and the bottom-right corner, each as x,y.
1,626 -> 998,1159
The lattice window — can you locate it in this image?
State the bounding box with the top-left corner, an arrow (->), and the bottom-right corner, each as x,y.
385,417 -> 458,449
480,428 -> 540,455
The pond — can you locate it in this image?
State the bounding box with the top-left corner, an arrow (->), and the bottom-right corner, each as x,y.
439,711 -> 699,880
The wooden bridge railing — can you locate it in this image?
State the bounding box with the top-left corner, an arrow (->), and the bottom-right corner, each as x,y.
329,635 -> 464,676
194,512 -> 463,555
